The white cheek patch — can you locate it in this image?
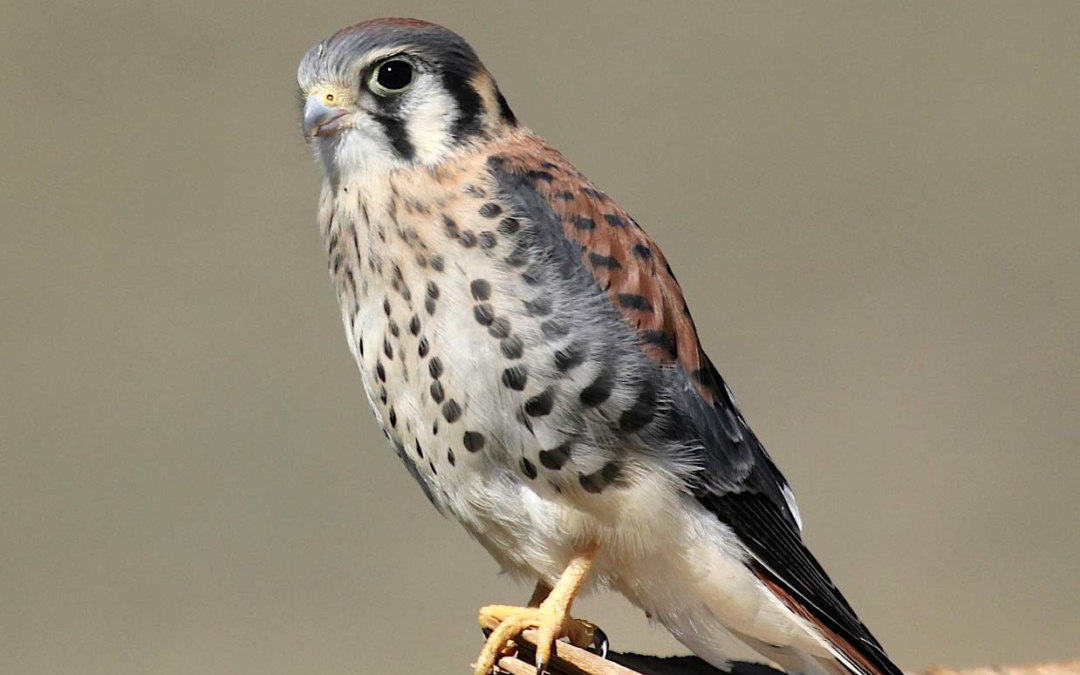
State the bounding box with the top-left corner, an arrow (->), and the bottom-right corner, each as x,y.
399,74 -> 459,165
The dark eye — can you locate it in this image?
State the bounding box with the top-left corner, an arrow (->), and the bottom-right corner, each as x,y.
370,59 -> 414,95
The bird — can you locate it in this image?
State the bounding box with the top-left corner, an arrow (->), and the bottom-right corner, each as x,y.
297,18 -> 904,675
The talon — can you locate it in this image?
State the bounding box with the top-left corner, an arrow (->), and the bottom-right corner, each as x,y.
589,625 -> 609,659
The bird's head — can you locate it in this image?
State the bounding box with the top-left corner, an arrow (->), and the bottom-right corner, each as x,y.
298,18 -> 517,179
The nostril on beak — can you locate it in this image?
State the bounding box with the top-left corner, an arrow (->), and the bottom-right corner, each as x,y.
302,97 -> 347,140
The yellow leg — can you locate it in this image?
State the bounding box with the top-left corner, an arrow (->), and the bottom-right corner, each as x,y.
475,545 -> 600,675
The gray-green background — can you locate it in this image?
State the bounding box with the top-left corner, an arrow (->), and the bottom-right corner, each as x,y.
3,2 -> 1078,674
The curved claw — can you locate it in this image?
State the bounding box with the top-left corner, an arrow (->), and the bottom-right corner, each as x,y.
587,625 -> 610,659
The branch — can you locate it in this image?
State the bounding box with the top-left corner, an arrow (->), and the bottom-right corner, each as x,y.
493,630 -> 1079,675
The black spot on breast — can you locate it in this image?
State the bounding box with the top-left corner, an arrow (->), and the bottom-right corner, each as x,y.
376,362 -> 386,382
520,457 -> 538,479
389,321 -> 400,338
540,320 -> 569,339
418,337 -> 430,358
415,440 -> 424,458
501,365 -> 528,391
500,336 -> 524,359
430,381 -> 445,403
479,202 -> 502,218
619,381 -> 657,432
554,345 -> 586,373
428,357 -> 443,379
525,388 -> 555,417
409,315 -> 421,336
579,461 -> 624,494
463,431 -> 486,452
618,294 -> 653,311
474,303 -> 495,326
388,407 -> 397,428
498,217 -> 520,235
447,448 -> 456,465
488,317 -> 511,339
460,231 -> 477,248
383,298 -> 392,316
580,363 -> 615,407
523,297 -> 552,317
430,255 -> 445,272
442,399 -> 462,423
383,338 -> 393,360
478,231 -> 497,249
470,279 -> 491,301
538,442 -> 571,470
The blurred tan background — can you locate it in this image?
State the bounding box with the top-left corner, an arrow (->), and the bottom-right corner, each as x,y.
2,2 -> 1078,674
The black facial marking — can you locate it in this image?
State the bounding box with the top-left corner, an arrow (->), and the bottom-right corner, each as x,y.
442,70 -> 483,142
463,431 -> 486,452
520,457 -> 538,480
496,90 -> 518,126
479,202 -> 502,218
501,365 -> 528,391
580,364 -> 615,407
618,294 -> 653,311
442,399 -> 462,423
538,442 -> 571,470
371,113 -> 415,160
619,381 -> 657,432
470,279 -> 491,300
500,336 -> 524,359
525,388 -> 555,417
588,252 -> 621,270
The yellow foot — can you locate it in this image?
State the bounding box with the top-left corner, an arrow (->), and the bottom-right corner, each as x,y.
475,604 -> 603,675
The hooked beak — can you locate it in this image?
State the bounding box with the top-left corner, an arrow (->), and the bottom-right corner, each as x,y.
302,97 -> 348,141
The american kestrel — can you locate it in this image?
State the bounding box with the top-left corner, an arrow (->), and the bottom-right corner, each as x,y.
297,18 -> 903,675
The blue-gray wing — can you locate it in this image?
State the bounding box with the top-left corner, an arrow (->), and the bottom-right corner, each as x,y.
486,133 -> 902,675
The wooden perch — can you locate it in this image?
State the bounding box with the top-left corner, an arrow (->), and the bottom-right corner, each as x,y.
492,629 -> 1079,675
